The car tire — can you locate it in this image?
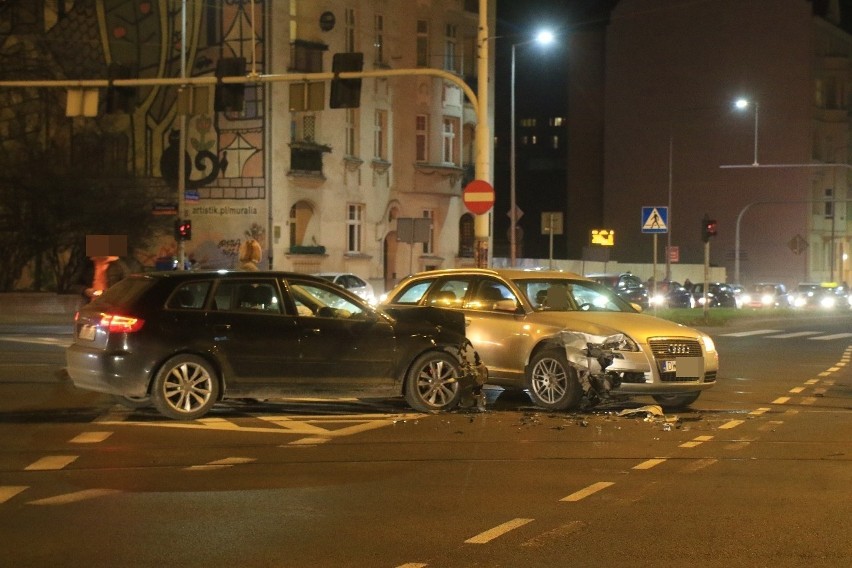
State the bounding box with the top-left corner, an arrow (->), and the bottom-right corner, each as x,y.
404,351 -> 462,412
151,354 -> 220,420
652,391 -> 700,410
527,348 -> 582,410
111,394 -> 151,409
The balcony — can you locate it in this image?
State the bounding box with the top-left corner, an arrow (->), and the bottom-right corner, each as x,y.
289,141 -> 332,178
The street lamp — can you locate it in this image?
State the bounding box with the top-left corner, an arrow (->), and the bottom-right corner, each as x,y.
510,29 -> 555,267
734,97 -> 759,166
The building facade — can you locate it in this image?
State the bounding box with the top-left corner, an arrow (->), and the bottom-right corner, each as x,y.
603,0 -> 850,287
0,0 -> 495,294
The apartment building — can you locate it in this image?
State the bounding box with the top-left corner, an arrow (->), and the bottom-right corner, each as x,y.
603,0 -> 850,286
0,0 -> 495,293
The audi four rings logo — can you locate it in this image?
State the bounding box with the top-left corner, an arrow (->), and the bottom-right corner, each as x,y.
667,344 -> 690,355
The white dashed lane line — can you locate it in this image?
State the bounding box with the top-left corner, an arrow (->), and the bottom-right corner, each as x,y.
24,455 -> 78,471
465,518 -> 534,544
560,481 -> 615,502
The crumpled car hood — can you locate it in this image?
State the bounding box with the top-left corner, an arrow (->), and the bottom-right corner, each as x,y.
528,311 -> 702,342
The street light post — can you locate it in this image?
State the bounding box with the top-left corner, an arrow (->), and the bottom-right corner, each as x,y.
735,98 -> 759,166
509,30 -> 554,268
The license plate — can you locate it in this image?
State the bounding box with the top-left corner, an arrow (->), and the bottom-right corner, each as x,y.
78,324 -> 96,341
661,360 -> 676,373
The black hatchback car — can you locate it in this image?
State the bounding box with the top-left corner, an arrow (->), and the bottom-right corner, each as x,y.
66,271 -> 486,420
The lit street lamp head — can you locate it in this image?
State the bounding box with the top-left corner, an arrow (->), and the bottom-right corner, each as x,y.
536,30 -> 555,45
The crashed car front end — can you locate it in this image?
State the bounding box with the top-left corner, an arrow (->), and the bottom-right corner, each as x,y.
557,328 -> 718,406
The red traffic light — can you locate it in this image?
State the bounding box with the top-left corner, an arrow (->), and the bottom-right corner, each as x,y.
174,219 -> 192,241
701,214 -> 717,242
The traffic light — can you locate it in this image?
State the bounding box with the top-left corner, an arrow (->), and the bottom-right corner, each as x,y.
106,63 -> 135,114
174,219 -> 192,241
214,57 -> 247,112
330,52 -> 363,109
701,214 -> 717,242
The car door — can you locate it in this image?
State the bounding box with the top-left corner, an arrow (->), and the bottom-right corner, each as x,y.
455,277 -> 526,380
204,277 -> 301,389
285,277 -> 397,392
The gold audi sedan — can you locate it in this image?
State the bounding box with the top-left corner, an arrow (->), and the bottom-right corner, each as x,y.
383,268 -> 718,411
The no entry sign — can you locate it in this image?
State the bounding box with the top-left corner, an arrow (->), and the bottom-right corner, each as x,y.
463,180 -> 495,215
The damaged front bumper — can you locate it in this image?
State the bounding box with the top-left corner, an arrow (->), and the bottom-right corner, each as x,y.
558,330 -> 715,403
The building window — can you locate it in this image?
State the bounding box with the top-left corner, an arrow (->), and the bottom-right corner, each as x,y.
291,40 -> 326,72
416,20 -> 429,67
444,24 -> 457,72
442,117 -> 458,165
347,204 -> 364,253
289,201 -> 314,248
416,114 -> 429,162
422,209 -> 435,254
345,109 -> 358,157
344,7 -> 356,52
289,0 -> 297,40
374,14 -> 385,65
459,213 -> 474,258
374,109 -> 388,160
550,117 -> 564,126
825,188 -> 834,219
520,118 -> 536,127
551,135 -> 559,149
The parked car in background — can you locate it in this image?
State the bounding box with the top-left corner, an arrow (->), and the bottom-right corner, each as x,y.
314,272 -> 377,304
648,280 -> 695,309
66,271 -> 486,420
585,272 -> 650,310
741,283 -> 792,308
383,268 -> 718,411
793,282 -> 851,310
690,282 -> 739,308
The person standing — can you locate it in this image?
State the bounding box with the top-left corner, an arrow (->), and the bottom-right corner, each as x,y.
237,238 -> 262,271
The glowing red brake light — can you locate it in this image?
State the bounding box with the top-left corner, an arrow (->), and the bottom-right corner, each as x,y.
99,313 -> 145,333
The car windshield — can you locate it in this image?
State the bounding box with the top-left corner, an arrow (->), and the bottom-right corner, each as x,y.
513,278 -> 637,313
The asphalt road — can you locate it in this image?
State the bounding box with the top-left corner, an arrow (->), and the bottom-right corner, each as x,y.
0,315 -> 850,567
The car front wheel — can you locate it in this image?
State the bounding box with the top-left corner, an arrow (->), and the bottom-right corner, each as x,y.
152,355 -> 220,420
527,348 -> 582,410
652,391 -> 700,410
404,351 -> 462,412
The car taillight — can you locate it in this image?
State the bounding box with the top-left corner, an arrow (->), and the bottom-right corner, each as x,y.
99,313 -> 145,333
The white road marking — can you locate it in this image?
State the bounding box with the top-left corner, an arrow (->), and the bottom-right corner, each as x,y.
772,396 -> 791,405
0,486 -> 28,504
719,329 -> 781,337
766,331 -> 820,338
810,333 -> 852,341
719,420 -> 744,429
633,458 -> 666,470
185,457 -> 257,471
29,489 -> 120,505
70,431 -> 112,444
25,455 -> 78,471
465,518 -> 534,544
560,481 -> 614,502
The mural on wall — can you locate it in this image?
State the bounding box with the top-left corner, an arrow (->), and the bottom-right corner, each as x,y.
38,0 -> 267,269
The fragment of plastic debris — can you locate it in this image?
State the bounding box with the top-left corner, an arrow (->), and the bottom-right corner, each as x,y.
616,405 -> 664,418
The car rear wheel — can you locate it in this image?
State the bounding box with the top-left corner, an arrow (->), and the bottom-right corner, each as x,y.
652,391 -> 700,410
404,351 -> 462,412
527,348 -> 582,410
152,355 -> 220,420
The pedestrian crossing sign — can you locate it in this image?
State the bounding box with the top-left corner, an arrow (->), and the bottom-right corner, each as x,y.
641,206 -> 668,234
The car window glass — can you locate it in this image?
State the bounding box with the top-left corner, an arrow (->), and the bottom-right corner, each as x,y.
570,281 -> 627,312
166,281 -> 211,310
212,280 -> 282,314
428,278 -> 470,308
465,280 -> 517,312
289,281 -> 367,319
392,280 -> 434,304
348,275 -> 366,288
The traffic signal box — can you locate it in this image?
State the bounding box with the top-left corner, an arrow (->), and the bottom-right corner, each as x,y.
215,57 -> 247,112
174,219 -> 192,241
701,214 -> 717,243
330,52 -> 363,109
